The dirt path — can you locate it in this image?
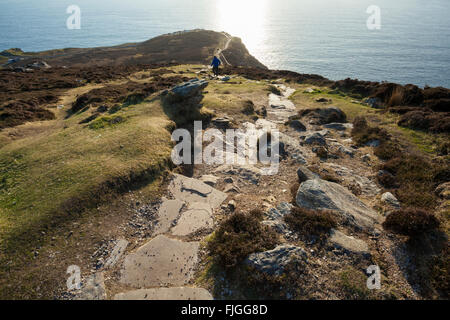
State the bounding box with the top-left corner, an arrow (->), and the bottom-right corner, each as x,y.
217,33 -> 232,66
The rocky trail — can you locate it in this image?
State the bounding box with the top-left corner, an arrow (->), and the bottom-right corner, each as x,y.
68,76 -> 419,300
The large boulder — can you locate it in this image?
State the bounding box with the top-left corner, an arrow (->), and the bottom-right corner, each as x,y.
244,245 -> 307,276
295,179 -> 381,230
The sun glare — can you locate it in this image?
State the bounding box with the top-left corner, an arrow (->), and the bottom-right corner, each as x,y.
215,0 -> 268,54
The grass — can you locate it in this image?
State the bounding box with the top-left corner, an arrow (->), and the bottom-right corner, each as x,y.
0,95 -> 177,297
338,267 -> 373,300
201,78 -> 269,120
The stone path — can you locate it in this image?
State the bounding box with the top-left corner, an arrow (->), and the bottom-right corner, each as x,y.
105,174 -> 226,300
74,80 -> 415,300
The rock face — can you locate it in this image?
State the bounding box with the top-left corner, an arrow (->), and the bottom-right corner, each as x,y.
169,79 -> 208,100
245,245 -> 306,276
120,235 -> 199,287
329,229 -> 370,256
169,174 -> 227,209
295,179 -> 381,230
114,287 -> 213,300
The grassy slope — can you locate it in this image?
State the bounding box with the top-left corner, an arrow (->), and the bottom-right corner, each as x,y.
0,86 -> 175,291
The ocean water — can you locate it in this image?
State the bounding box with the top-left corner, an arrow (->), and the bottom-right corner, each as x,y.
0,0 -> 449,87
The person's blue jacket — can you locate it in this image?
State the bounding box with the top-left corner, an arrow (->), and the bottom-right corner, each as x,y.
211,56 -> 221,68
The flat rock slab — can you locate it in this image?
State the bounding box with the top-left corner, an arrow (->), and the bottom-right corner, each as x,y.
329,229 -> 370,256
120,235 -> 199,287
76,272 -> 106,300
169,174 -> 227,209
114,287 -> 213,300
154,199 -> 184,235
172,202 -> 213,236
104,239 -> 129,269
296,179 -> 381,230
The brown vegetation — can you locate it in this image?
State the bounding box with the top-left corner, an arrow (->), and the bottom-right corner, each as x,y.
70,76 -> 190,114
284,207 -> 337,240
382,208 -> 440,237
207,209 -> 279,268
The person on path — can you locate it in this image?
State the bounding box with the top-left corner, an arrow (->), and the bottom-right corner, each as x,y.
211,55 -> 221,77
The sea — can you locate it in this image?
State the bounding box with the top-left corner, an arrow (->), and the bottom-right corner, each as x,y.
1,0 -> 449,87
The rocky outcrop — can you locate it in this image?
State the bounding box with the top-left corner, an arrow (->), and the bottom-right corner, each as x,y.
168,78 -> 208,100
244,245 -> 306,276
299,107 -> 347,125
295,179 -> 381,230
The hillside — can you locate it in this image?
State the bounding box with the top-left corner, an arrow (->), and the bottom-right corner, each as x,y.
0,30 -> 448,300
1,30 -> 266,69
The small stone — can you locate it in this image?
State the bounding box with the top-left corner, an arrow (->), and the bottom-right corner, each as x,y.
224,177 -> 234,184
200,175 -> 219,186
435,182 -> 450,200
365,140 -> 380,147
228,200 -> 237,211
361,154 -> 371,162
381,192 -> 401,208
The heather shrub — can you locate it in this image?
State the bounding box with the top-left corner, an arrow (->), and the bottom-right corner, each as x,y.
284,207 -> 337,240
208,210 -> 279,268
382,208 -> 440,237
